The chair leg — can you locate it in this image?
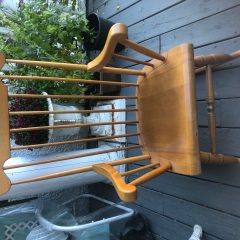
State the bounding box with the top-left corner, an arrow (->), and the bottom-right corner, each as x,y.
205,65 -> 217,154
201,65 -> 240,165
194,50 -> 240,68
200,152 -> 240,164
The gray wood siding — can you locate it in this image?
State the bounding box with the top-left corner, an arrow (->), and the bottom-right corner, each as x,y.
88,1 -> 240,239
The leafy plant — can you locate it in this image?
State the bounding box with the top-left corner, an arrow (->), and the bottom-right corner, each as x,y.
9,88 -> 49,146
0,0 -> 93,102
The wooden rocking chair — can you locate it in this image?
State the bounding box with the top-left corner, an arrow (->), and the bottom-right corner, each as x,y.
0,23 -> 240,202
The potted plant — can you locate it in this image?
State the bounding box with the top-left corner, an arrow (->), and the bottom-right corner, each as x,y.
84,12 -> 124,52
0,0 -> 93,145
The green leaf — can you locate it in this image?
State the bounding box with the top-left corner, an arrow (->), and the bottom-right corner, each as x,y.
0,0 -> 94,103
46,25 -> 57,34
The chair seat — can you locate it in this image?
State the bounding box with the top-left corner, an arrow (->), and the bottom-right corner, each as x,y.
137,44 -> 201,175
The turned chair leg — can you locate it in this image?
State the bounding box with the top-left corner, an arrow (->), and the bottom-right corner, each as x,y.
195,50 -> 240,164
194,50 -> 240,68
205,65 -> 216,154
200,152 -> 240,164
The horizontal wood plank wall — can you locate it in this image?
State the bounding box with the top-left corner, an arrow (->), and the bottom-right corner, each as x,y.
88,1 -> 240,239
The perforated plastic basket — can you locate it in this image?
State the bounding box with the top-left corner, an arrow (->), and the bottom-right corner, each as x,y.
36,194 -> 134,236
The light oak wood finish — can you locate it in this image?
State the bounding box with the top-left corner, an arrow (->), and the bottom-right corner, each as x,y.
93,163 -> 137,202
1,75 -> 139,87
86,23 -> 163,72
194,50 -> 240,164
11,154 -> 151,186
230,50 -> 240,58
120,162 -> 160,177
113,53 -> 154,67
200,152 -> 240,164
195,66 -> 206,74
194,50 -> 240,68
87,23 -> 128,71
92,44 -> 204,201
101,66 -> 145,76
5,145 -> 143,170
0,52 -> 5,69
0,82 -> 11,195
120,39 -> 166,62
6,59 -> 87,70
9,108 -> 138,116
93,162 -> 171,202
10,120 -> 138,133
206,65 -> 217,154
11,132 -> 140,150
136,44 -> 201,175
9,93 -> 137,100
6,59 -> 145,76
130,162 -> 172,186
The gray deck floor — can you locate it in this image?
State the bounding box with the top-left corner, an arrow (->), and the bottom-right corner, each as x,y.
87,1 -> 240,239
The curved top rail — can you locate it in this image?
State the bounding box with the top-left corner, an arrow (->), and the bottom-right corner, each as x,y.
87,23 -> 128,72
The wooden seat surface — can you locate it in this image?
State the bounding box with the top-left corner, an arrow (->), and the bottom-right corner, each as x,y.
137,44 -> 201,175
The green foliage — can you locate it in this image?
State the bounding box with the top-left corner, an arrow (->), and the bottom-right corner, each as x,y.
0,0 -> 93,102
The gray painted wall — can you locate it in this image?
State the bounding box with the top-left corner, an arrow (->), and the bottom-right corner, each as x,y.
87,1 -> 240,239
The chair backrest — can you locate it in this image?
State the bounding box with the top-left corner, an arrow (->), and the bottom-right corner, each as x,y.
0,23 -> 201,202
